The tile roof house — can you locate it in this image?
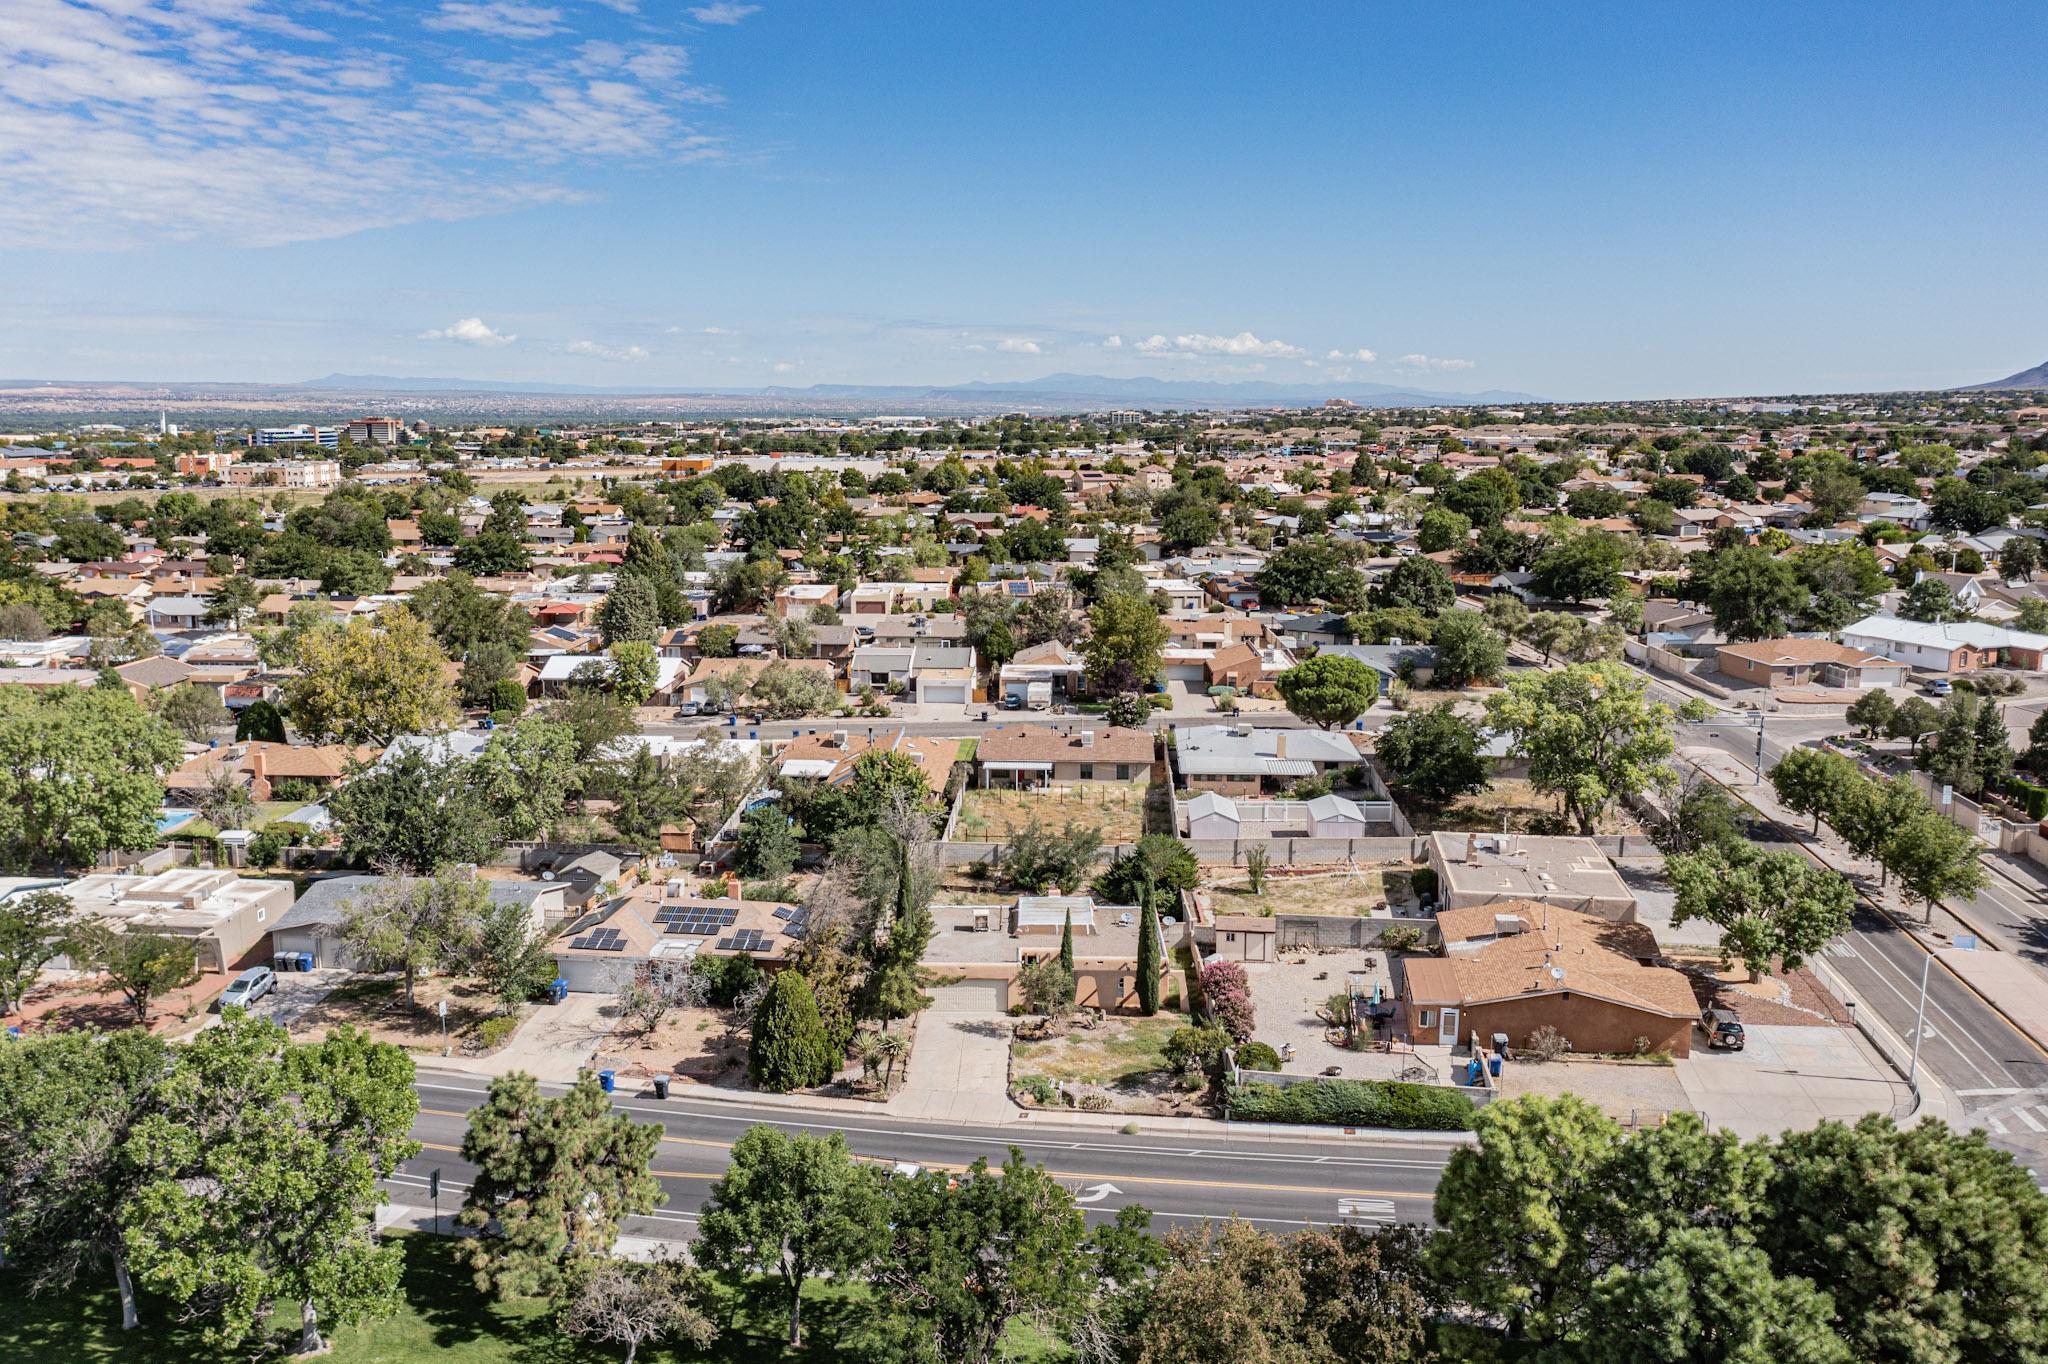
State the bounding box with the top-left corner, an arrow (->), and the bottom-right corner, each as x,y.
1714,637 -> 1906,691
1401,900 -> 1696,1056
165,741 -> 380,803
774,727 -> 960,798
973,725 -> 1154,786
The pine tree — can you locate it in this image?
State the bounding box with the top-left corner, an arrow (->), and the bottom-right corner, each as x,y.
1136,896 -> 1161,1015
750,971 -> 835,1092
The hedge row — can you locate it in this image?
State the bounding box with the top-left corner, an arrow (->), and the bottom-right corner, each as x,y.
2008,778 -> 2048,821
1225,1077 -> 1474,1131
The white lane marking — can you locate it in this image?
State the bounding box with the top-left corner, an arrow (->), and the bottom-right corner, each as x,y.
1074,1182 -> 1121,1204
2021,1108 -> 2048,1133
1834,933 -> 2018,1090
1959,1087 -> 2025,1096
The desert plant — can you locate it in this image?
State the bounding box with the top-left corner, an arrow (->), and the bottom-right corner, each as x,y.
1524,1025 -> 1569,1062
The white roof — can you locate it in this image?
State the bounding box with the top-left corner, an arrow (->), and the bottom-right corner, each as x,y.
1841,615 -> 2048,652
1185,791 -> 1238,820
1305,794 -> 1365,821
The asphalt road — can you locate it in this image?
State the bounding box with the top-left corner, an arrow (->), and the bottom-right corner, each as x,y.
394,1072 -> 1458,1241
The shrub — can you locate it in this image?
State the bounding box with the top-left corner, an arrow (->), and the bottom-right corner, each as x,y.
1224,1078 -> 1474,1131
1407,866 -> 1439,904
1379,924 -> 1424,952
1235,1041 -> 1282,1071
1164,1023 -> 1231,1076
1018,1074 -> 1058,1105
475,1015 -> 520,1050
1079,1093 -> 1111,1112
1198,960 -> 1255,1040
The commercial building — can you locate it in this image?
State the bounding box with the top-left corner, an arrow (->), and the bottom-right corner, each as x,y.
225,459 -> 343,490
249,425 -> 340,448
344,416 -> 406,446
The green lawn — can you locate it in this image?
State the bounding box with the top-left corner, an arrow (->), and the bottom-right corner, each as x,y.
0,1232 -> 1066,1363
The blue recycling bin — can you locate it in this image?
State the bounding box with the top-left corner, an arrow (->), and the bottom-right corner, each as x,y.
296,952 -> 314,972
1488,1056 -> 1502,1078
1466,1059 -> 1482,1085
548,977 -> 569,1005
598,1069 -> 615,1094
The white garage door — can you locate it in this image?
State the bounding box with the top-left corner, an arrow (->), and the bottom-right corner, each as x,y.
927,980 -> 1009,1013
921,682 -> 970,705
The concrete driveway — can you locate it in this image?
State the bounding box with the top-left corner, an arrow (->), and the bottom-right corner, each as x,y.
1675,1023 -> 1910,1138
433,991 -> 619,1082
888,999 -> 1014,1123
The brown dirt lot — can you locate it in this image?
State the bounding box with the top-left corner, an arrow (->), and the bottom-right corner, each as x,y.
1011,1014 -> 1205,1116
603,1004 -> 752,1087
1203,866 -> 1411,918
284,975 -> 525,1055
953,782 -> 1154,843
1403,776 -> 1645,836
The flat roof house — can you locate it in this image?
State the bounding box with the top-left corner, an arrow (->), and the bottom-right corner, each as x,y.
920,895 -> 1167,1012
61,868 -> 292,974
1426,832 -> 1636,922
1400,900 -> 1695,1055
1171,723 -> 1364,797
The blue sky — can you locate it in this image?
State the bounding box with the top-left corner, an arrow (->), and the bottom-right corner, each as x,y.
1,0 -> 2042,398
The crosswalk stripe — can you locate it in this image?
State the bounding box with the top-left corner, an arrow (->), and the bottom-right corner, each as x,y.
2021,1108 -> 2047,1133
1988,1116 -> 2009,1134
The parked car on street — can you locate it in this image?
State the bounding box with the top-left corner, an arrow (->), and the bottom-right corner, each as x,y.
1925,677 -> 1953,696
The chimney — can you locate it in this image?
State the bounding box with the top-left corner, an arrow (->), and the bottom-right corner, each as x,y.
1466,832 -> 1478,865
1273,732 -> 1286,759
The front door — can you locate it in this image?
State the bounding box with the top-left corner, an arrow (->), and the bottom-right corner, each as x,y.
1438,1007 -> 1460,1046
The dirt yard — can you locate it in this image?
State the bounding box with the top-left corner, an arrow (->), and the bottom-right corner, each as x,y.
1011,1015 -> 1206,1115
3,966 -> 233,1037
1203,865 -> 1411,917
954,781 -> 1153,842
1404,776 -> 1645,836
284,975 -> 526,1056
603,1003 -> 752,1087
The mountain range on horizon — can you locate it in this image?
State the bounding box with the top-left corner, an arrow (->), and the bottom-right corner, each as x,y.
297,371 -> 1540,408
1959,360 -> 2048,391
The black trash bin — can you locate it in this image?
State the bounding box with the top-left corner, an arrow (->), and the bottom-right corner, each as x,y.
652,1074 -> 670,1100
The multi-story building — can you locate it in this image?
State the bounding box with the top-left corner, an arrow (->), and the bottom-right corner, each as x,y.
249,425 -> 340,448
225,459 -> 343,490
174,450 -> 235,479
344,416 -> 405,446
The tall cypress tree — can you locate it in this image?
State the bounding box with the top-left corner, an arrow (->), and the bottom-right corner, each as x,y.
1135,897 -> 1161,1015
1059,908 -> 1078,1005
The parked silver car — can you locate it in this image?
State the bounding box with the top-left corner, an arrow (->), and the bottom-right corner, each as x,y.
219,965 -> 277,1012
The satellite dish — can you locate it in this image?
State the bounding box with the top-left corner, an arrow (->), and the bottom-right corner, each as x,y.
1549,966 -> 1565,982
541,870 -> 557,881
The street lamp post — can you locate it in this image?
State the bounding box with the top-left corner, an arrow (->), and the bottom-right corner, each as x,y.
1907,951 -> 1933,1084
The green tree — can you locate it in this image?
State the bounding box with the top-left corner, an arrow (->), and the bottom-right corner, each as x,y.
1901,576 -> 1971,623
750,971 -> 836,1091
467,715 -> 578,842
150,682 -> 230,740
236,698 -> 287,743
283,606 -> 456,744
1377,703 -> 1487,806
1135,1218 -> 1310,1364
1416,505 -> 1472,553
1483,662 -> 1688,836
2001,536 -> 2040,583
747,660 -> 840,719
1094,833 -> 1200,903
1922,692 -> 2012,797
68,925 -> 199,1024
696,622 -> 739,657
1428,608 -> 1507,687
1084,592 -> 1170,695
1060,909 -> 1078,985
866,1150 -> 1096,1364
607,640 -> 660,708
1136,896 -> 1162,1015
0,683 -> 181,870
697,1126 -> 887,1345
121,1016 -> 419,1353
328,745 -> 501,875
457,1072 -> 663,1299
336,872 -> 487,1008
597,573 -> 664,645
1885,808 -> 1988,918
202,574 -> 265,629
1532,531 -> 1628,604
1691,546 -> 1808,641
0,1028 -> 171,1331
1276,653 -> 1380,729
1430,1094 -> 1623,1342
1767,747 -> 1860,833
1579,1228 -> 1850,1364
1846,688 -> 1896,739
1372,555 -> 1456,616
1254,536 -> 1366,610
1760,1116 -> 2048,1364
0,888 -> 71,1014
1667,844 -> 1853,981
1887,695 -> 1941,752
735,805 -> 800,880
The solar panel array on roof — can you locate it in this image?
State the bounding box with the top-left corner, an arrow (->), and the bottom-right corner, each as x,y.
658,905 -> 737,936
718,928 -> 770,953
569,927 -> 627,952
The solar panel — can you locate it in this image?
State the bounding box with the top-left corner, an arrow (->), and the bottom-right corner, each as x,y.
569,928 -> 627,952
717,929 -> 769,953
771,907 -> 796,921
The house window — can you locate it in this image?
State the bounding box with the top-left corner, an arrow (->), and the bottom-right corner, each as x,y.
1225,932 -> 1237,943
1115,764 -> 1131,780
1419,1009 -> 1435,1029
1078,763 -> 1095,780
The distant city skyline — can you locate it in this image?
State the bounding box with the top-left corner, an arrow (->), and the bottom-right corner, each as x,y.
0,0 -> 2042,398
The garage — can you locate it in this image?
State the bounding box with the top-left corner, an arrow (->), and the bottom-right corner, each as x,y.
269,927 -> 357,971
927,979 -> 1011,1013
555,952 -> 636,995
919,681 -> 971,706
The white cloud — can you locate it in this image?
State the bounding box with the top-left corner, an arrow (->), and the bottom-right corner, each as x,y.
1326,348 -> 1378,363
1135,331 -> 1304,359
566,338 -> 648,362
421,317 -> 517,346
1396,353 -> 1476,371
772,361 -> 796,373
1102,335 -> 1123,349
423,2 -> 565,40
689,2 -> 760,22
997,338 -> 1042,355
0,0 -> 735,250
